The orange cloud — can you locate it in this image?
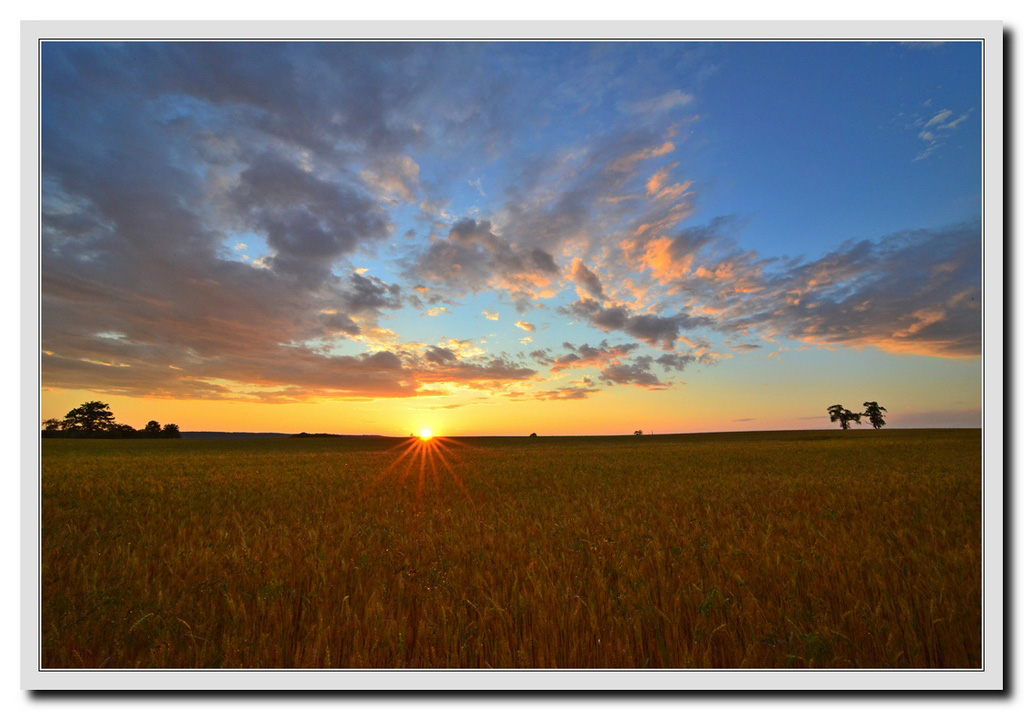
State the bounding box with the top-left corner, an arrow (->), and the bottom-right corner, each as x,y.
607,140 -> 675,173
641,237 -> 694,283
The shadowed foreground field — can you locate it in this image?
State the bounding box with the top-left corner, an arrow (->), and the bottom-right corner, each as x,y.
41,429 -> 982,669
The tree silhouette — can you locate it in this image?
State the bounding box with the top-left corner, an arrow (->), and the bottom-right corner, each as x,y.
863,401 -> 887,429
827,404 -> 862,430
62,401 -> 115,433
634,429 -> 643,436
43,403 -> 183,439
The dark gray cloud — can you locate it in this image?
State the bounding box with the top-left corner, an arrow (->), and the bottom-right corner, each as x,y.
570,259 -> 606,299
42,345 -> 419,401
423,346 -> 458,365
538,340 -> 640,372
762,223 -> 982,357
654,352 -> 698,371
231,153 -> 390,285
528,341 -> 701,393
626,217 -> 981,358
319,312 -> 361,336
339,273 -> 403,314
565,298 -> 713,350
532,385 -> 602,401
599,357 -> 667,389
412,354 -> 536,388
39,42 -> 552,401
406,217 -> 561,302
530,248 -> 561,274
148,42 -> 432,155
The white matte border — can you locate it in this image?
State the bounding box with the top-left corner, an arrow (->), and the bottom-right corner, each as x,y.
21,19 -> 1004,692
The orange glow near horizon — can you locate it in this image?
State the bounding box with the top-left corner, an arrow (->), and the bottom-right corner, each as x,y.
41,346 -> 984,439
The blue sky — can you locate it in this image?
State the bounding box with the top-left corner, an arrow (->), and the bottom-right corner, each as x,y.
40,41 -> 983,434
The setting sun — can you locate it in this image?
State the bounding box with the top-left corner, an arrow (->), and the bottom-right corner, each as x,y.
419,428 -> 433,440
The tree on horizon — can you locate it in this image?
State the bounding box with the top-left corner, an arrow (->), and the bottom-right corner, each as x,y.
62,401 -> 116,433
827,404 -> 862,430
863,401 -> 888,429
43,403 -> 180,439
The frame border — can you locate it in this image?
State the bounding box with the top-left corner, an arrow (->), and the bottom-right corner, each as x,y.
22,19 -> 1004,691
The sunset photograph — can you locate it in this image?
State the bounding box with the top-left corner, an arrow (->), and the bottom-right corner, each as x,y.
29,27 -> 998,686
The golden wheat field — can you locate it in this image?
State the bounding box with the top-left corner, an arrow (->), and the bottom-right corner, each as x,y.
40,428 -> 982,669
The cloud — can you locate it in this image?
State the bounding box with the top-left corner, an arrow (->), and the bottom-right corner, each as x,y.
913,108 -> 972,161
743,222 -> 983,357
532,385 -> 602,401
539,340 -> 640,373
319,312 -> 361,336
44,42 -> 559,403
230,151 -> 392,285
599,357 -> 667,389
564,298 -> 713,350
530,346 -> 705,392
492,128 -> 684,255
41,345 -> 420,402
605,139 -> 675,174
423,346 -> 458,365
407,218 -> 561,303
411,354 -> 537,389
38,41 -> 981,413
922,109 -> 953,130
515,320 -> 536,332
570,258 -> 606,300
622,89 -> 693,115
654,352 -> 699,371
625,216 -> 736,276
482,311 -> 499,321
338,272 -> 403,315
618,216 -> 981,359
360,155 -> 420,204
675,223 -> 978,358
529,248 -> 560,274
40,43 -> 700,405
645,163 -> 693,202
404,123 -> 690,314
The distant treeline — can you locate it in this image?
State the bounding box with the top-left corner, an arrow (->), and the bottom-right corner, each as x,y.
42,401 -> 181,439
289,433 -> 385,438
184,432 -> 292,440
